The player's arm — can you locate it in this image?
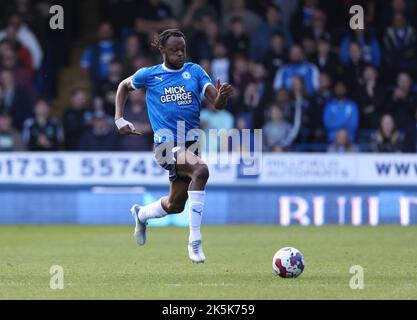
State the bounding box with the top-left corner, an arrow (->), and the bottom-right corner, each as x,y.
205,79 -> 234,111
114,76 -> 142,136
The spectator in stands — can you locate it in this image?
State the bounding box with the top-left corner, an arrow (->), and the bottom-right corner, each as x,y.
80,22 -> 121,87
0,14 -> 43,71
387,72 -> 417,129
274,88 -> 292,120
353,65 -> 386,130
119,90 -> 152,151
252,63 -> 271,93
290,0 -> 320,41
134,0 -> 177,44
3,0 -> 33,24
78,110 -> 120,151
311,34 -> 340,79
262,32 -> 287,83
361,0 -> 377,28
370,114 -> 403,153
192,16 -> 224,60
262,103 -> 300,152
383,13 -> 417,80
324,0 -> 350,32
199,58 -> 212,75
272,0 -> 299,29
221,0 -> 263,37
99,0 -> 141,35
308,72 -> 333,143
1,25 -> 34,78
211,42 -> 230,84
241,82 -> 263,128
0,84 -> 4,109
0,110 -> 26,151
62,87 -> 93,151
379,0 -> 416,34
181,0 -> 218,32
309,10 -> 330,43
99,0 -> 140,35
0,69 -> 32,130
327,128 -> 359,153
273,45 -> 319,96
341,29 -> 381,67
342,42 -> 366,91
323,81 -> 359,143
226,17 -> 251,57
231,54 -> 253,98
288,76 -> 308,143
245,63 -> 273,128
300,33 -> 316,62
250,4 -> 292,62
129,54 -> 154,74
0,40 -> 33,93
200,104 -> 234,153
403,107 -> 417,153
5,0 -> 417,156
233,112 -> 254,152
31,0 -> 75,98
23,98 -> 64,151
95,60 -> 123,116
120,34 -> 143,78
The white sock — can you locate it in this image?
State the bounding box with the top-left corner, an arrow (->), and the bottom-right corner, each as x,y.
188,191 -> 205,243
139,198 -> 168,223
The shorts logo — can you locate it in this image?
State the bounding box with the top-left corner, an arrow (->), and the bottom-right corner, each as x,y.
182,72 -> 191,80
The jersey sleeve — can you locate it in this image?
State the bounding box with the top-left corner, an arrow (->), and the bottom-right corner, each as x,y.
195,64 -> 214,96
130,68 -> 149,90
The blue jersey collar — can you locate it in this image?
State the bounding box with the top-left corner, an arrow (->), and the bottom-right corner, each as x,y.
162,63 -> 185,73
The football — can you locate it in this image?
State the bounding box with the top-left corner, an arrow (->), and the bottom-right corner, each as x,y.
272,247 -> 305,278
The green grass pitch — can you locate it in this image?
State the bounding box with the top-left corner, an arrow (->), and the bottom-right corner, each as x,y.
0,225 -> 416,300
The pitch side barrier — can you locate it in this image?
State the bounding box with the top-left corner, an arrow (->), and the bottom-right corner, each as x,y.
1,153 -> 416,225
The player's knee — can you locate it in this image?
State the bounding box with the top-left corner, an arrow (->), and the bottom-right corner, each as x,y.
193,164 -> 209,184
165,201 -> 185,214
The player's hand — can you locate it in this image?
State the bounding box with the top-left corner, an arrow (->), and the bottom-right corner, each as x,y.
115,118 -> 143,136
216,79 -> 234,99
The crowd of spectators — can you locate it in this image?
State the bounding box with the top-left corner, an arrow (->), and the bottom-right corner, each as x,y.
1,0 -> 417,154
0,0 -> 79,152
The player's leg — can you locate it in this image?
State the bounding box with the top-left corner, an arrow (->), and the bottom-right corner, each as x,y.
175,149 -> 209,263
131,142 -> 191,246
176,149 -> 209,243
131,179 -> 189,246
161,178 -> 190,214
130,143 -> 208,253
130,197 -> 165,246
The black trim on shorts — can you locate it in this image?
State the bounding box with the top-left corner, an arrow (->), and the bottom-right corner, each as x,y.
153,141 -> 200,182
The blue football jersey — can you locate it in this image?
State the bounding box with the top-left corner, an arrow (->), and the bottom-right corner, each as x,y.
130,63 -> 213,143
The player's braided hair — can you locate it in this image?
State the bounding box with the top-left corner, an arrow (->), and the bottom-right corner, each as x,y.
152,29 -> 186,49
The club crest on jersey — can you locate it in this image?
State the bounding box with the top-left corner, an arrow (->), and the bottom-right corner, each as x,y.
182,71 -> 191,80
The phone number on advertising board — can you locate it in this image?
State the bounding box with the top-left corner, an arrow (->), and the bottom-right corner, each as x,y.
0,157 -> 165,179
